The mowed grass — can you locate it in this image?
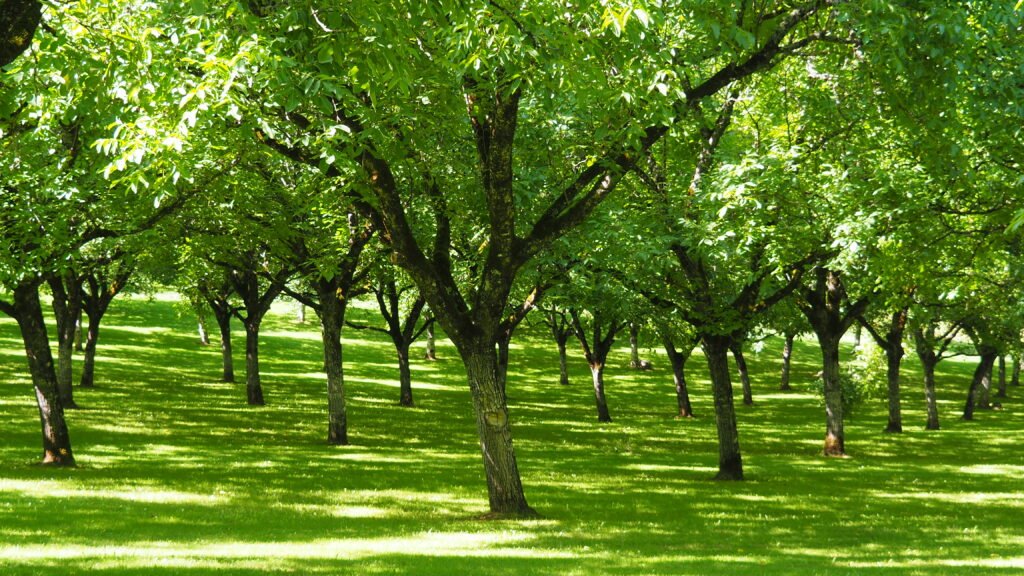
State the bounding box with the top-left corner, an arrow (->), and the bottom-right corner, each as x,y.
1,294 -> 1022,575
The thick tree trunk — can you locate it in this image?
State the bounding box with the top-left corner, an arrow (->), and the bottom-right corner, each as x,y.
962,351 -> 997,421
7,284 -> 76,465
818,332 -> 845,456
701,335 -> 743,480
497,333 -> 511,394
589,364 -> 612,422
319,294 -> 348,445
397,343 -> 414,407
628,322 -> 641,369
779,334 -> 794,391
977,360 -> 992,410
460,340 -> 534,516
996,355 -> 1007,398
244,321 -> 265,406
883,343 -> 903,433
663,338 -> 693,418
730,341 -> 753,406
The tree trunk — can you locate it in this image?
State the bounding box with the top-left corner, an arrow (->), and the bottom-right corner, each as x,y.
198,319 -> 210,345
921,355 -> 941,430
7,283 -> 76,466
460,339 -> 534,516
211,304 -> 234,383
1013,355 -> 1020,387
318,293 -> 348,445
628,322 -> 641,369
244,320 -> 265,406
995,355 -> 1007,398
74,309 -> 84,352
779,334 -> 794,391
962,351 -> 997,421
818,331 -> 845,456
589,364 -> 612,422
977,359 -> 992,410
730,341 -> 753,406
397,343 -> 414,407
701,335 -> 743,480
48,276 -> 80,409
79,311 -> 100,388
883,342 -> 903,433
424,323 -> 437,360
297,302 -> 306,324
663,338 -> 693,418
556,335 -> 570,386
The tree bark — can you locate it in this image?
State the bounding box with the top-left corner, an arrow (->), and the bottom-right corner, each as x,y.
48,275 -> 81,409
663,337 -> 694,418
701,335 -> 743,479
73,309 -> 84,352
79,308 -> 100,389
883,342 -> 903,433
730,341 -> 753,406
318,288 -> 348,445
1013,355 -> 1020,387
995,355 -> 1007,398
243,319 -> 265,406
962,351 -> 997,420
628,322 -> 641,368
460,338 -> 534,516
818,331 -> 845,456
912,328 -> 942,431
977,358 -> 992,410
424,322 -> 437,360
3,283 -> 76,465
779,333 -> 794,391
590,364 -> 612,423
197,319 -> 211,345
213,304 -> 235,383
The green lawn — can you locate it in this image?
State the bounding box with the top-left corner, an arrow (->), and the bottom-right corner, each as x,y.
1,294 -> 1022,575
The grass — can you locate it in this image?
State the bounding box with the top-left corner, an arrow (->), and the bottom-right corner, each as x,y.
1,293 -> 1022,575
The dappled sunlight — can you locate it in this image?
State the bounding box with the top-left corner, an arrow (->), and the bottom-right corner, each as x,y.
0,479 -> 229,505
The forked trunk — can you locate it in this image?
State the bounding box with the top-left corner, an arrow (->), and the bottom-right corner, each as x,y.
883,343 -> 903,433
663,338 -> 693,418
244,321 -> 265,406
779,334 -> 794,391
319,295 -> 348,445
590,364 -> 612,423
9,284 -> 76,466
48,276 -> 80,409
701,335 -> 742,480
460,339 -> 534,516
730,341 -> 753,406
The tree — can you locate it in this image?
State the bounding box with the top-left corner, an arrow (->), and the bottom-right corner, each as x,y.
0,0 -> 41,67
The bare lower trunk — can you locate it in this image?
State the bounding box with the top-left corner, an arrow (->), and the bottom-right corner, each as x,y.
664,338 -> 693,418
702,335 -> 742,480
962,352 -> 997,420
460,340 -> 535,516
977,360 -> 992,410
1013,355 -> 1021,387
921,356 -> 940,430
590,364 -> 612,422
397,344 -> 414,407
996,355 -> 1007,398
74,310 -> 84,352
212,307 -> 234,383
8,284 -> 76,466
628,322 -> 641,368
198,319 -> 210,345
883,344 -> 903,433
79,316 -> 99,388
49,277 -> 80,409
319,296 -> 348,445
424,323 -> 437,360
730,341 -> 753,406
556,336 -> 570,386
244,321 -> 265,406
779,334 -> 794,391
819,333 -> 845,456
